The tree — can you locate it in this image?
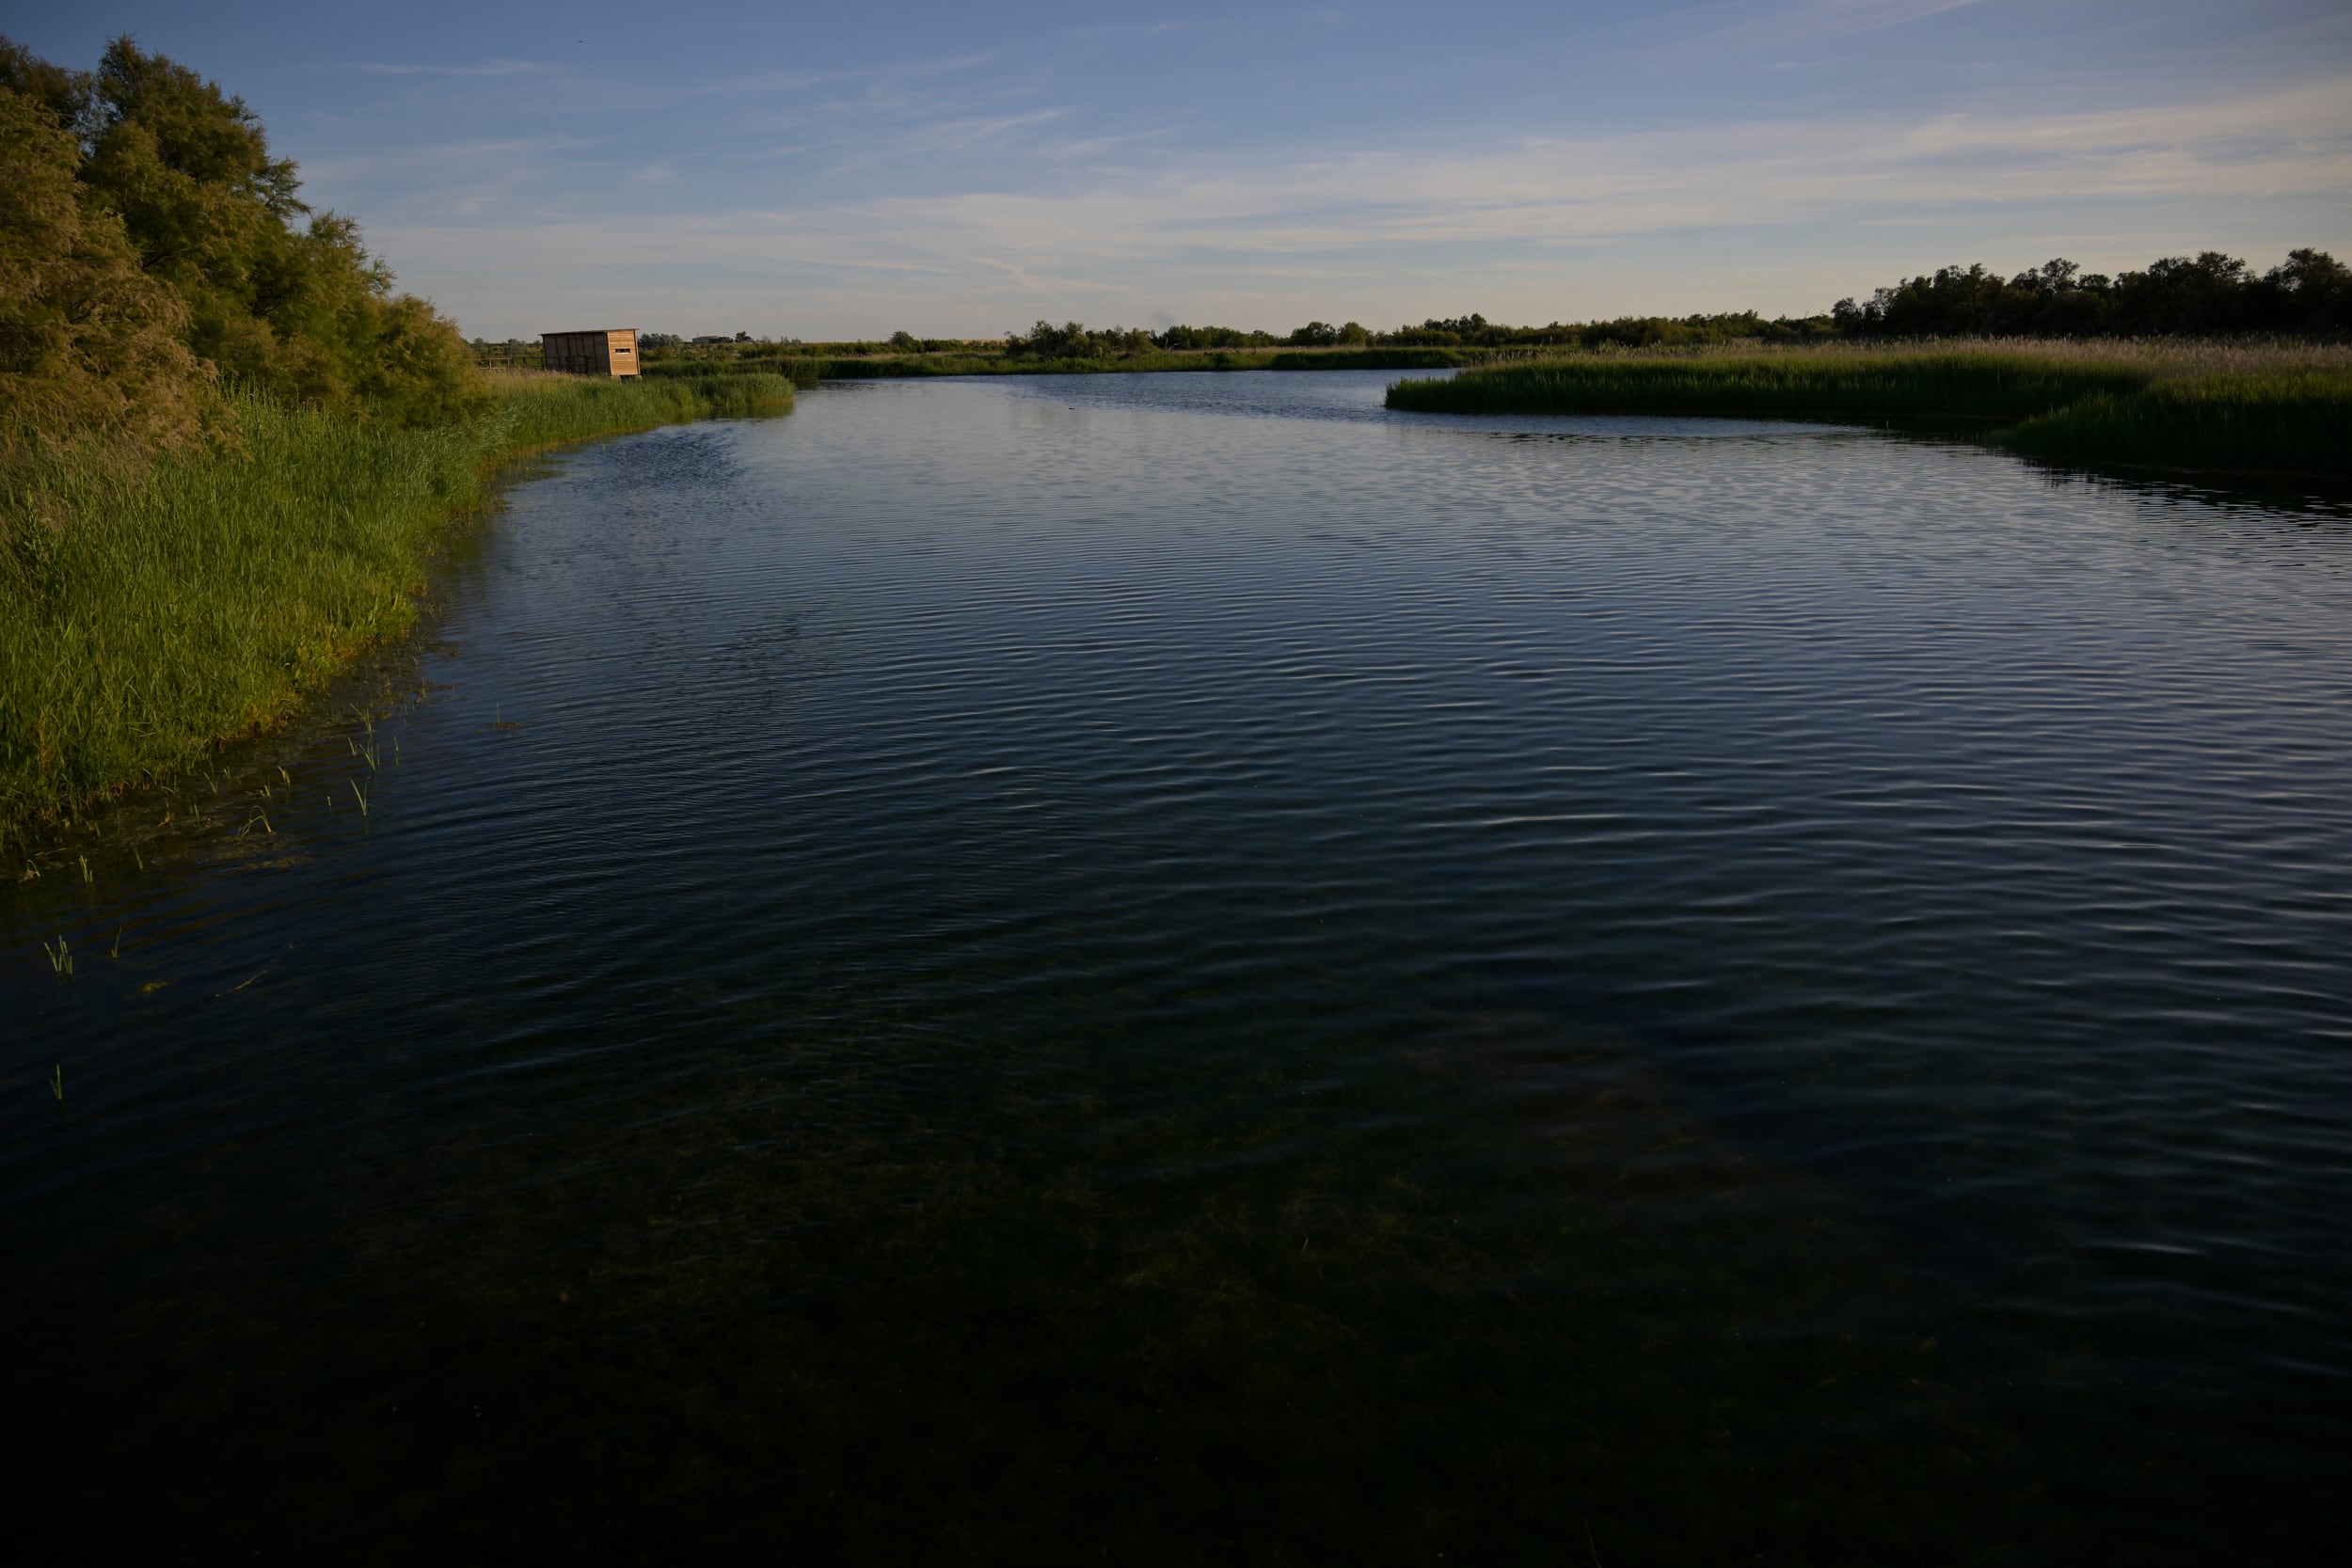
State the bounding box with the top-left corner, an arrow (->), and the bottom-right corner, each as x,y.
2113,252 -> 2252,335
4,34 -> 481,428
2262,248 -> 2349,335
1007,321 -> 1108,358
0,50 -> 212,450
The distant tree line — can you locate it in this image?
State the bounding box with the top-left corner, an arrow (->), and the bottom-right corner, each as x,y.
973,311 -> 1835,358
969,249 -> 2346,360
1005,321 -> 1204,357
1833,251 -> 2348,338
1341,253 -> 2346,346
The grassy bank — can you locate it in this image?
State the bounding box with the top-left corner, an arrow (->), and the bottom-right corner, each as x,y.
646,345 -> 1480,383
0,373 -> 792,836
1384,341 -> 2352,475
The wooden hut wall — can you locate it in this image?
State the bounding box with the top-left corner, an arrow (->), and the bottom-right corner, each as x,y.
540,329 -> 640,377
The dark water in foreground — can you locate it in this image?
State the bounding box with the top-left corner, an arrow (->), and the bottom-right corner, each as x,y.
6,371 -> 2349,1562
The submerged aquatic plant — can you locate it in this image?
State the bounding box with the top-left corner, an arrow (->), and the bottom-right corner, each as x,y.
43,935 -> 72,974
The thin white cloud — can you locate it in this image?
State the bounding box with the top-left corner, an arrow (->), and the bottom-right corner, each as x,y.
787,77 -> 2352,261
1704,0 -> 1987,46
670,50 -> 1005,103
352,60 -> 554,78
890,109 -> 1069,154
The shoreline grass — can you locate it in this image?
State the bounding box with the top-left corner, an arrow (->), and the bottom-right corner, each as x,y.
1382,340 -> 2352,476
1,373 -> 793,838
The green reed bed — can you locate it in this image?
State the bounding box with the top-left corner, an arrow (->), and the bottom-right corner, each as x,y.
0,373 -> 794,835
1386,341 -> 2352,475
2001,366 -> 2352,473
641,358 -> 828,388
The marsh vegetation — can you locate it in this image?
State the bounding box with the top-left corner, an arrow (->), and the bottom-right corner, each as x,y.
1385,340 -> 2352,475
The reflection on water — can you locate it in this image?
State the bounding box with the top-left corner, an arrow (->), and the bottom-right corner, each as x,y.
5,371 -> 2347,1560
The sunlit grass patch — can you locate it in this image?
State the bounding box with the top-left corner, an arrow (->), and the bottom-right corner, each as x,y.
0,374 -> 795,836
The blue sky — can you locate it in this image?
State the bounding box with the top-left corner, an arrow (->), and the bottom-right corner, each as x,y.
7,1 -> 2348,339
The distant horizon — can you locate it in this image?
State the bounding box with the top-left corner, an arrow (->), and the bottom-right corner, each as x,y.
7,0 -> 2347,340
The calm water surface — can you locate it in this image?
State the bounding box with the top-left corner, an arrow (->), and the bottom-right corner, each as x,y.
6,371 -> 2348,1562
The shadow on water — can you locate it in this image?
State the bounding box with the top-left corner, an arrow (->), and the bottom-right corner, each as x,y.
2002,454 -> 2352,521
1450,412 -> 2352,521
9,979 -> 2059,1564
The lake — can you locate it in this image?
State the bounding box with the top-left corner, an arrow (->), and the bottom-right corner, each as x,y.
5,369 -> 2347,1562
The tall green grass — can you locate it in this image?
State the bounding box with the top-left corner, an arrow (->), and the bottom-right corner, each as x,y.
2000,368 -> 2352,472
642,359 -> 827,388
1385,341 -> 2352,475
1,373 -> 793,834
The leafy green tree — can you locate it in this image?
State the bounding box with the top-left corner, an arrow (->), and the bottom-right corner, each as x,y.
1150,324 -> 1276,351
3,34 -> 482,430
2265,248 -> 2350,335
0,49 -> 212,450
2112,252 -> 2252,334
1007,321 -> 1111,358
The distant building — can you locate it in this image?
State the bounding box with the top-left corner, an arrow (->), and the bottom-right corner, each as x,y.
541,328 -> 641,377
691,335 -> 733,345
